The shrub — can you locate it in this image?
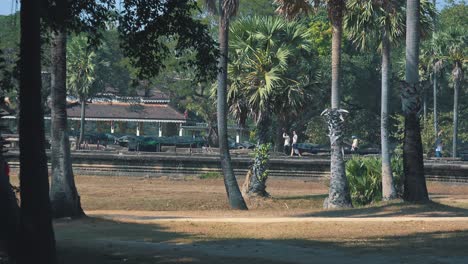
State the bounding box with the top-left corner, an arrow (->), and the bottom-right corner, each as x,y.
199,172 -> 222,179
346,155 -> 403,206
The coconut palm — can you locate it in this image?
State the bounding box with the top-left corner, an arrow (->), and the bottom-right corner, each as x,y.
67,35 -> 97,147
402,0 -> 429,202
275,0 -> 352,208
439,27 -> 467,157
228,16 -> 313,196
204,0 -> 248,210
344,0 -> 435,200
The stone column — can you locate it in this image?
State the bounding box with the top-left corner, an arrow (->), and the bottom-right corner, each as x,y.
179,124 -> 183,137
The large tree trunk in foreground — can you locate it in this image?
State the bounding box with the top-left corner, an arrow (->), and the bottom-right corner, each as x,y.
50,29 -> 84,218
0,147 -> 19,261
18,0 -> 57,263
217,1 -> 247,210
324,1 -> 352,209
402,0 -> 428,202
451,64 -> 462,158
381,31 -> 397,200
243,110 -> 271,197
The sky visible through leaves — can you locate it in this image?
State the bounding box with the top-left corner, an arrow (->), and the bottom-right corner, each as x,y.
0,0 -> 459,15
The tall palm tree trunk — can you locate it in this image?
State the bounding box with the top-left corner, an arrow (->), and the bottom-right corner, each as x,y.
217,0 -> 247,210
381,31 -> 397,200
402,0 -> 429,202
432,0 -> 438,142
452,64 -> 462,158
325,1 -> 352,209
78,98 -> 86,147
433,68 -> 438,140
18,0 -> 57,262
50,29 -> 84,218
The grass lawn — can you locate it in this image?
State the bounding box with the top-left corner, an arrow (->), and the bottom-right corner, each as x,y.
10,175 -> 468,263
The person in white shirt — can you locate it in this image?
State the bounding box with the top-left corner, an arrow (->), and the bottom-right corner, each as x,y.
351,136 -> 359,152
290,130 -> 301,157
282,128 -> 291,155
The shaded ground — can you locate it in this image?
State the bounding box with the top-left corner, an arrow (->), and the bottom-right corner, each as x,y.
10,175 -> 468,263
55,216 -> 468,264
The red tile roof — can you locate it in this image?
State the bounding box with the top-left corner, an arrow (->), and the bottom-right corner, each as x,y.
67,102 -> 185,122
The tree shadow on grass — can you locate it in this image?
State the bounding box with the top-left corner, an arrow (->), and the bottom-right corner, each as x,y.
296,200 -> 468,218
55,216 -> 468,264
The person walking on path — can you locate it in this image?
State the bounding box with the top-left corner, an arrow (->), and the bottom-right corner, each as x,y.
290,130 -> 301,157
282,129 -> 291,155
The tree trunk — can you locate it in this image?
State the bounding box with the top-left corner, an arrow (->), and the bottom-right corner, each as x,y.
50,29 -> 84,218
78,98 -> 86,147
18,0 -> 57,263
217,1 -> 247,210
452,65 -> 461,158
433,69 -> 438,141
325,1 -> 352,209
381,31 -> 397,200
244,110 -> 271,197
432,0 -> 438,142
401,0 -> 429,202
0,144 -> 19,261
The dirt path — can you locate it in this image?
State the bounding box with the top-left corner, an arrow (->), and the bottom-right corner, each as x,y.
87,210 -> 468,223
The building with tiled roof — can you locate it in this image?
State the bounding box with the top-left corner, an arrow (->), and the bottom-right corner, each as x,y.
65,88 -> 186,136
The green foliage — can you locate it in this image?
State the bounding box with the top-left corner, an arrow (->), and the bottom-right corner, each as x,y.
252,143 -> 271,181
393,113 -> 455,157
346,156 -> 382,206
228,16 -> 317,133
439,2 -> 468,31
67,35 -> 99,100
346,156 -> 403,206
199,172 -> 223,179
118,0 -> 218,82
307,14 -> 332,56
305,116 -> 329,145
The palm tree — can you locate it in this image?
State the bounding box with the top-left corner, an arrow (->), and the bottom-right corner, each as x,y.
345,0 -> 403,200
67,35 -> 97,148
402,0 -> 429,202
275,0 -> 353,208
49,0 -> 84,219
205,0 -> 248,210
228,16 -> 312,196
345,0 -> 435,200
440,27 -> 467,158
18,0 -> 57,262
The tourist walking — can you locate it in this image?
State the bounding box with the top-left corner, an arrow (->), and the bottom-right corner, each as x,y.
290,130 -> 301,157
282,128 -> 291,155
351,136 -> 359,152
